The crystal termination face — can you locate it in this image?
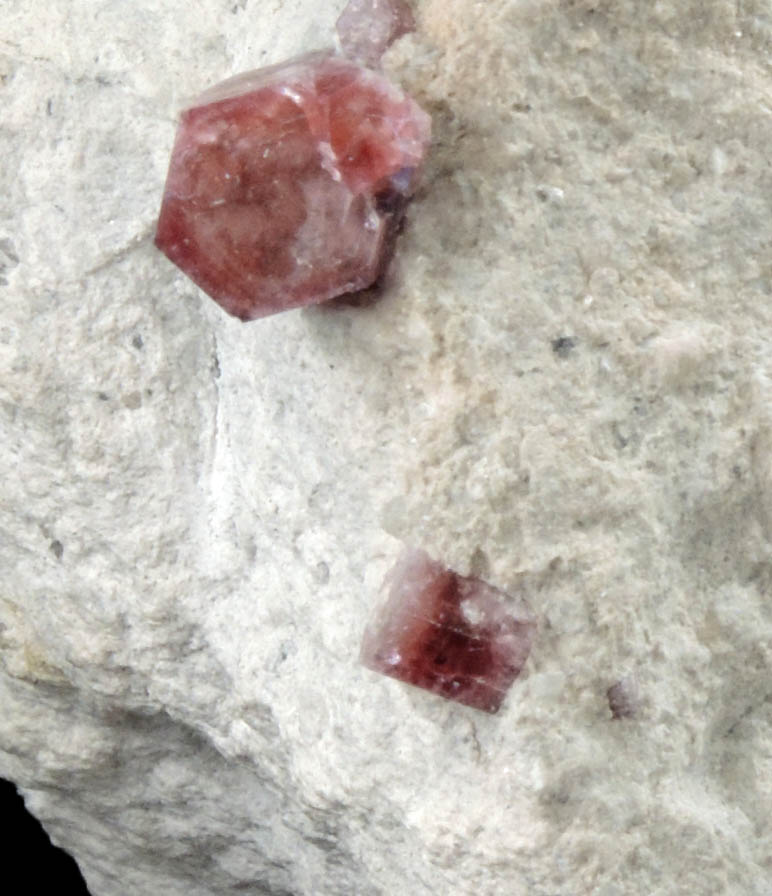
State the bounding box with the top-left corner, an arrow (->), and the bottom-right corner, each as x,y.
336,0 -> 416,68
155,52 -> 430,320
361,550 -> 535,713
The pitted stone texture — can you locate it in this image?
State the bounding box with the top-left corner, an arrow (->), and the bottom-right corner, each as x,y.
361,549 -> 535,712
155,51 -> 430,320
336,0 -> 415,68
6,0 -> 772,895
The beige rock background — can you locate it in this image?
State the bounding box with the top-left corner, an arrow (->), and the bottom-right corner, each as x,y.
2,0 -> 772,893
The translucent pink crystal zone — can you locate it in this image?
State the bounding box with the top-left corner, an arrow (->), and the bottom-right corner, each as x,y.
361,550 -> 535,713
336,0 -> 416,68
154,51 -> 430,321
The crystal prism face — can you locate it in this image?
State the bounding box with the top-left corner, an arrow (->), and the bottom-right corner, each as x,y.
361,550 -> 535,713
336,0 -> 416,68
155,52 -> 430,320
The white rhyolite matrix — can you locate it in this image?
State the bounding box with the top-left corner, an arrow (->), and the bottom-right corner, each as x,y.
2,1 -> 772,894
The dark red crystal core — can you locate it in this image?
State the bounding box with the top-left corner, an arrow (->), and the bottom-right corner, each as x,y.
154,51 -> 430,320
361,550 -> 535,713
336,0 -> 416,68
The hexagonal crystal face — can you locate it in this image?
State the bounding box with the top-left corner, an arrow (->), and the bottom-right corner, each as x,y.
155,52 -> 430,320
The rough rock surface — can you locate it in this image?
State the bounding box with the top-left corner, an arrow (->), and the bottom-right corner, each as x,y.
2,1 -> 772,894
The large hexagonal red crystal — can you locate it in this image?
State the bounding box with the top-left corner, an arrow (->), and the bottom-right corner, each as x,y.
155,51 -> 430,320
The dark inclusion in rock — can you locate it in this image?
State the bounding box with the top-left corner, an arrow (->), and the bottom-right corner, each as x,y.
361,549 -> 535,713
154,51 -> 430,321
607,676 -> 638,719
551,335 -> 575,358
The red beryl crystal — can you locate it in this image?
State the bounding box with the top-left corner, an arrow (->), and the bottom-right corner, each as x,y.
336,0 -> 416,68
155,51 -> 430,320
361,550 -> 535,713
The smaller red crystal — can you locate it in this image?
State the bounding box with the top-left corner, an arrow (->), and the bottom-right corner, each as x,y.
361,549 -> 535,713
336,0 -> 416,68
